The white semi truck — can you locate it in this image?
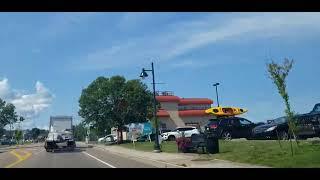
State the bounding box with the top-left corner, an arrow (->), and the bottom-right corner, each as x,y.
44,116 -> 76,152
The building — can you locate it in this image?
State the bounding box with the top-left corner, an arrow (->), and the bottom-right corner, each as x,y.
156,91 -> 214,130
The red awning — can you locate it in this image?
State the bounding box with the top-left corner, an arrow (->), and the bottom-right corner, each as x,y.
178,110 -> 210,117
179,98 -> 213,105
157,109 -> 170,117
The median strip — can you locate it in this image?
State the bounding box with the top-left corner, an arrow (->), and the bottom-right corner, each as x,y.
5,149 -> 32,168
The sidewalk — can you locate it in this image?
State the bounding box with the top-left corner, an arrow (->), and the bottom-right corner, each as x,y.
88,143 -> 269,168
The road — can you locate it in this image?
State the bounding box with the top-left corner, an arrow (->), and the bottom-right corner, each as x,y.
0,142 -> 157,168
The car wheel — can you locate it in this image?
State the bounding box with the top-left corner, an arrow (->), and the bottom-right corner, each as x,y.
279,131 -> 289,140
168,136 -> 176,141
222,131 -> 232,140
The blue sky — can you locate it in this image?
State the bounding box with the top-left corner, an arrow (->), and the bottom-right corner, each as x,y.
1,12 -> 320,130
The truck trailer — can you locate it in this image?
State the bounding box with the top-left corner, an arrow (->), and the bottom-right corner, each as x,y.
44,116 -> 76,152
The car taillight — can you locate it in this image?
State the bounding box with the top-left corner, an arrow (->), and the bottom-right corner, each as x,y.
210,124 -> 218,129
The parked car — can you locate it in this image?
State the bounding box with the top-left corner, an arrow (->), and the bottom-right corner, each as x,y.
252,103 -> 320,140
98,134 -> 117,143
205,117 -> 256,140
0,139 -> 16,145
252,117 -> 289,140
137,135 -> 152,142
161,126 -> 200,141
255,122 -> 265,126
160,129 -> 171,134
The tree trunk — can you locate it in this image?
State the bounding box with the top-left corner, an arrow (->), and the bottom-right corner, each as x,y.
116,127 -> 123,144
119,127 -> 123,144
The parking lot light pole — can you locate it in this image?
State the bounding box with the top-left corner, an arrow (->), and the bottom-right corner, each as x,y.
213,83 -> 220,107
140,62 -> 161,153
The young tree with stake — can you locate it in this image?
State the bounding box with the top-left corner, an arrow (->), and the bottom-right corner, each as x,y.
267,58 -> 298,156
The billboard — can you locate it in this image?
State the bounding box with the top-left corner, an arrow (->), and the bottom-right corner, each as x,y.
126,122 -> 153,140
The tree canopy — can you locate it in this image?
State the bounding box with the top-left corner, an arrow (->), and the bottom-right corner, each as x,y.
78,75 -> 154,139
0,98 -> 22,128
74,122 -> 87,141
31,128 -> 41,139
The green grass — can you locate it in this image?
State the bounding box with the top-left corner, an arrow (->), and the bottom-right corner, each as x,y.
118,140 -> 320,168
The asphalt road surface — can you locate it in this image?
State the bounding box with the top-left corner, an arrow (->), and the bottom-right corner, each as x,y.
0,142 -> 157,168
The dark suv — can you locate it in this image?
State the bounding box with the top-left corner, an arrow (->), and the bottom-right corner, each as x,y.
205,117 -> 256,140
252,103 -> 320,140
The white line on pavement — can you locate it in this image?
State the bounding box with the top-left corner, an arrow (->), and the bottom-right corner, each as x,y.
92,146 -> 185,168
82,152 -> 116,168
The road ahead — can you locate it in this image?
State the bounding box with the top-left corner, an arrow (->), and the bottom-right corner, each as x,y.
0,142 -> 157,168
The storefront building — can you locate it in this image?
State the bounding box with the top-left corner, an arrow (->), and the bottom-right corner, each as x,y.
156,91 -> 214,130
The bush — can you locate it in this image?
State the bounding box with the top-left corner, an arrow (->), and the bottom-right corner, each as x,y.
176,137 -> 192,153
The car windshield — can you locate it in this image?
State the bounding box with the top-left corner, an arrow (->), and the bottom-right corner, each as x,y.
313,104 -> 320,112
273,117 -> 287,124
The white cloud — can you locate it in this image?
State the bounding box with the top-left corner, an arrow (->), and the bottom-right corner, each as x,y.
167,13 -> 320,59
0,78 -> 54,119
0,78 -> 11,98
36,12 -> 99,44
73,13 -> 320,70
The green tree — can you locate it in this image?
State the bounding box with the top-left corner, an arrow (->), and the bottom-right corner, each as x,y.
31,128 -> 41,140
267,58 -> 297,156
15,130 -> 23,144
0,99 -> 18,127
0,127 -> 5,137
74,122 -> 87,141
39,129 -> 49,138
78,76 -> 154,143
0,98 -> 23,140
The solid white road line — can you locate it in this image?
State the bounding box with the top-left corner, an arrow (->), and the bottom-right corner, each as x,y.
92,146 -> 185,168
82,152 -> 116,168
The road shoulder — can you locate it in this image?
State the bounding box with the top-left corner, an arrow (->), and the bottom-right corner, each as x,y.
87,142 -> 269,168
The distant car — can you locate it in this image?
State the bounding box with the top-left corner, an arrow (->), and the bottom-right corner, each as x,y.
252,115 -> 320,140
205,117 -> 256,140
252,103 -> 320,140
161,127 -> 200,141
137,135 -> 152,142
98,134 -> 117,143
0,139 -> 9,145
160,129 -> 171,134
0,139 -> 16,145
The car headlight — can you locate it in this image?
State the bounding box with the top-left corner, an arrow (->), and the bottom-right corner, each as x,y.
265,126 -> 277,132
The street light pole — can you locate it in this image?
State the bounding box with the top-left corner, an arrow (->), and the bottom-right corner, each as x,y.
140,62 -> 161,153
213,83 -> 220,107
151,63 -> 161,153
